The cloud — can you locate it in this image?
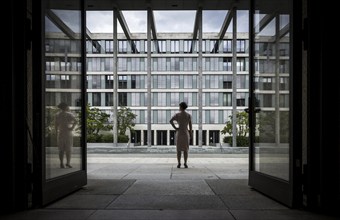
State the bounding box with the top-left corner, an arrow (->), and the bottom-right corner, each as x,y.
87,11 -> 116,33
122,11 -> 147,33
86,10 -> 250,34
203,11 -> 227,32
153,11 -> 196,32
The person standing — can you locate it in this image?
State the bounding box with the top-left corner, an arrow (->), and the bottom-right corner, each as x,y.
169,102 -> 192,168
55,102 -> 77,168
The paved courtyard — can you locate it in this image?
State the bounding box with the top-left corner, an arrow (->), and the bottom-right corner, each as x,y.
2,154 -> 337,220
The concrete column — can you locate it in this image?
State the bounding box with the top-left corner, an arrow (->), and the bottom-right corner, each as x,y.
167,130 -> 170,146
141,129 -> 144,145
198,8 -> 203,147
147,8 -> 152,147
154,130 -> 157,146
232,8 -> 237,147
193,130 -> 196,145
275,14 -> 281,145
206,130 -> 210,146
113,9 -> 118,146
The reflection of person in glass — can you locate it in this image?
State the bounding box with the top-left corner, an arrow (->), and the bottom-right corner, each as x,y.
55,102 -> 77,168
169,102 -> 192,168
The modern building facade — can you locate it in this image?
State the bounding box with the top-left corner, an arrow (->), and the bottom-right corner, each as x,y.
86,32 -> 250,146
45,31 -> 289,147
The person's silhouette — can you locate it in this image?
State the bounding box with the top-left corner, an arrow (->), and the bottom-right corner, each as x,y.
169,102 -> 192,168
55,102 -> 77,168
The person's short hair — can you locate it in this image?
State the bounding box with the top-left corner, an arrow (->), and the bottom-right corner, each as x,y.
57,102 -> 69,110
179,102 -> 188,110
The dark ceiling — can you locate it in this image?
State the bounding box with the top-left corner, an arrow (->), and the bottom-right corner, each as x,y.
85,0 -> 248,10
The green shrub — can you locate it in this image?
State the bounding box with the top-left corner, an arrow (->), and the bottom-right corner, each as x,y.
224,136 -> 249,147
223,136 -> 231,144
87,134 -> 102,142
102,133 -> 113,142
118,134 -> 129,143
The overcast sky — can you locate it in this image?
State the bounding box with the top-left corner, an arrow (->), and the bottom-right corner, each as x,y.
86,10 -> 250,33
46,10 -> 288,36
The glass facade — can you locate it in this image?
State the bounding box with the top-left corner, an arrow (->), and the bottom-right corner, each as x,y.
44,32 -> 290,146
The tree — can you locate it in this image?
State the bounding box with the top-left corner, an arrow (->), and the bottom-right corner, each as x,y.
221,111 -> 249,146
117,106 -> 137,136
85,104 -> 112,138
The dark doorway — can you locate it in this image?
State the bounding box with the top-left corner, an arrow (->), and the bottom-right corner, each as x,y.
170,130 -> 176,145
143,130 -> 154,145
209,130 -> 220,146
131,130 -> 141,145
196,130 -> 207,145
157,130 -> 167,145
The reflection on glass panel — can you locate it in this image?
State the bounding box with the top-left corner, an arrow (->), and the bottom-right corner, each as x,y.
45,2 -> 83,179
253,2 -> 290,181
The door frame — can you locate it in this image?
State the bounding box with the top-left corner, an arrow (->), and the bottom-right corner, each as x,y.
248,0 -> 302,207
32,0 -> 87,206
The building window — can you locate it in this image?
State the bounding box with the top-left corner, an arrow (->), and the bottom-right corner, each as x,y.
210,110 -> 219,124
223,93 -> 232,106
132,40 -> 141,53
262,94 -> 273,107
118,40 -> 128,53
118,92 -> 127,106
131,75 -> 136,88
170,93 -> 179,106
91,75 -> 101,89
223,75 -> 232,89
223,40 -> 232,53
237,40 -> 245,53
60,75 -> 71,88
210,40 -> 218,53
171,75 -> 180,88
131,93 -> 140,106
92,92 -> 101,106
237,58 -> 246,71
159,40 -> 166,53
92,40 -> 102,53
237,93 -> 247,106
280,94 -> 289,108
184,40 -> 192,53
279,60 -> 289,73
119,75 -> 127,89
105,75 -> 113,89
210,93 -> 219,106
170,40 -> 179,53
280,77 -> 289,90
157,93 -> 166,106
210,75 -> 219,89
237,75 -> 249,89
105,40 -> 113,53
105,93 -> 113,106
223,58 -> 232,71
46,74 -> 56,88
262,77 -> 273,90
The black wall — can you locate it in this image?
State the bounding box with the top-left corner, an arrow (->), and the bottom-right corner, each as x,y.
306,0 -> 340,213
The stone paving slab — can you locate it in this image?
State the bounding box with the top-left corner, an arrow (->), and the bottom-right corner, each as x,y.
76,179 -> 136,195
123,180 -> 215,195
220,194 -> 288,210
1,210 -> 95,220
229,210 -> 339,220
87,210 -> 234,220
46,195 -> 117,209
106,195 -> 226,210
206,179 -> 255,195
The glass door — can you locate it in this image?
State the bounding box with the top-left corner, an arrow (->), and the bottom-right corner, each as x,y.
248,0 -> 301,207
40,0 -> 86,205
